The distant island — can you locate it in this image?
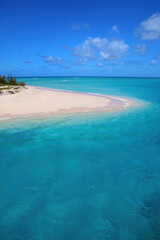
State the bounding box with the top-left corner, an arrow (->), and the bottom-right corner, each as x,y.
0,75 -> 26,95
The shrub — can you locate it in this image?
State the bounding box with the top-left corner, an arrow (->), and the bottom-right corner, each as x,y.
8,91 -> 15,94
19,81 -> 25,86
0,74 -> 26,87
7,75 -> 18,85
0,75 -> 7,84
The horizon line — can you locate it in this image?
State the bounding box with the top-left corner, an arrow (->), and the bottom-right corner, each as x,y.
15,75 -> 160,79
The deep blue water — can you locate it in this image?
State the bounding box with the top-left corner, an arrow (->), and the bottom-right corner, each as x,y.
0,77 -> 160,240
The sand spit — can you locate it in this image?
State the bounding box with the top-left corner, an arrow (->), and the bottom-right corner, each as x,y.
0,86 -> 134,120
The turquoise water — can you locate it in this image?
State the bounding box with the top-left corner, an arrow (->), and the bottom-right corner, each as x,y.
0,77 -> 160,240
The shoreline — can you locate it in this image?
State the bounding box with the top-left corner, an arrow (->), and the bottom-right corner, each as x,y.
35,86 -> 131,107
0,86 -> 137,121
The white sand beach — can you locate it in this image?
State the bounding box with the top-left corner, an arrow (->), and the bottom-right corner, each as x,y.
0,86 -> 132,119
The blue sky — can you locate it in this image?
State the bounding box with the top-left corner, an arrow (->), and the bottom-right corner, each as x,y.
0,0 -> 160,77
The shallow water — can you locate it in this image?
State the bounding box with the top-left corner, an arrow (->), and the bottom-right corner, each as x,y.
0,77 -> 160,240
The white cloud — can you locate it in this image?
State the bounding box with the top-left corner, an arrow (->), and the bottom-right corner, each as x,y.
40,56 -> 67,68
99,40 -> 129,60
69,22 -> 89,30
136,13 -> 160,40
42,56 -> 62,64
70,37 -> 129,65
150,59 -> 158,65
112,25 -> 119,33
134,43 -> 147,55
91,37 -> 108,48
71,38 -> 96,64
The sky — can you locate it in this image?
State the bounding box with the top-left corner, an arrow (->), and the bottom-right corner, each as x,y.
0,0 -> 160,77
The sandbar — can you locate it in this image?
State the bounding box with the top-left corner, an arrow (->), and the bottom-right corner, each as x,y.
0,86 -> 133,120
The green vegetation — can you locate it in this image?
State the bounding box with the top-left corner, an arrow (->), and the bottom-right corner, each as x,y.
0,75 -> 25,86
8,91 -> 15,94
19,81 -> 25,86
0,75 -> 26,95
0,87 -> 12,90
0,75 -> 6,85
